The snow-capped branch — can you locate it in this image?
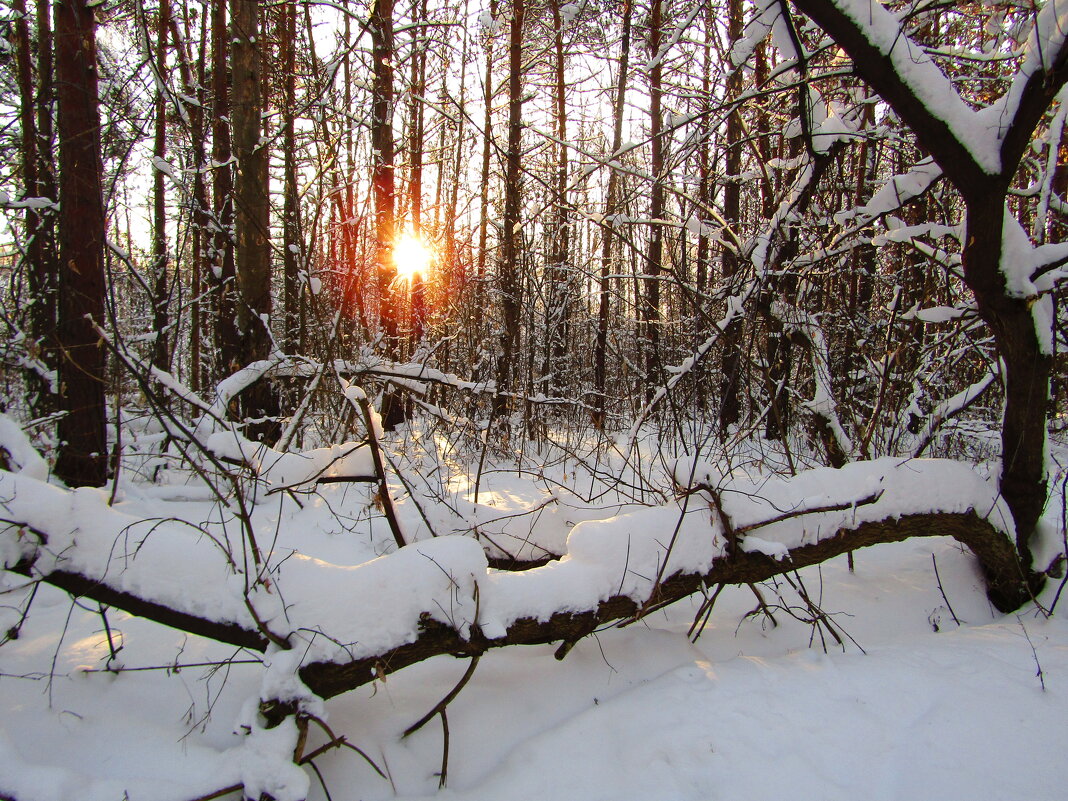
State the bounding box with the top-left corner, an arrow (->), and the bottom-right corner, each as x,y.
912,366 -> 1000,458
792,0 -> 1068,192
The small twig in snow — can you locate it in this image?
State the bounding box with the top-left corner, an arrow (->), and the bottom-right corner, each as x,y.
688,582 -> 725,642
1016,614 -> 1046,692
931,553 -> 961,627
438,709 -> 450,789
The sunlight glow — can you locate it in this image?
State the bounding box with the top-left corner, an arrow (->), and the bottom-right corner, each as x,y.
393,232 -> 434,282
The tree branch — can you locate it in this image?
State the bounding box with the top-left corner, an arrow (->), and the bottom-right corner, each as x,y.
790,0 -> 987,193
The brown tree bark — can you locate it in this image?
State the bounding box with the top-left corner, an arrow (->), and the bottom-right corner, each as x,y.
475,0 -> 498,309
12,0 -> 57,420
543,0 -> 571,396
170,3 -> 210,392
231,0 -> 279,440
592,0 -> 632,429
371,0 -> 398,340
53,0 -> 108,487
36,0 -> 59,388
494,0 -> 525,419
718,0 -> 744,436
210,0 -> 240,380
641,0 -> 664,405
370,0 -> 409,430
281,0 -> 301,354
151,0 -> 172,375
406,0 -> 428,236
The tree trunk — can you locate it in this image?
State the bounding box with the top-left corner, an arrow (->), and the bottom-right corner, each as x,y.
371,0 -> 407,430
53,0 -> 108,487
718,0 -> 744,436
475,0 -> 497,310
494,0 -> 525,420
210,0 -> 239,380
151,0 -> 172,375
370,0 -> 398,339
965,196 -> 1051,573
172,3 -> 210,393
281,0 -> 301,354
642,0 -> 664,405
407,0 -> 428,236
592,0 -> 632,429
231,0 -> 279,440
37,0 -> 59,395
543,0 -> 570,396
13,0 -> 57,420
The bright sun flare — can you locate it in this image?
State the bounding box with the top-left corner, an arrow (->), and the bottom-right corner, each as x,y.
393,233 -> 434,281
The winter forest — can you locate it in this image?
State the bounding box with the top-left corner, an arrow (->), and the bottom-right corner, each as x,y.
1,0 -> 1067,798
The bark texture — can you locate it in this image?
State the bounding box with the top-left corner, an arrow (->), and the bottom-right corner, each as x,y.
53,0 -> 108,488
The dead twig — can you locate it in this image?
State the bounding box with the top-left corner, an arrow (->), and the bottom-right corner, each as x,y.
931,553 -> 961,626
403,655 -> 481,738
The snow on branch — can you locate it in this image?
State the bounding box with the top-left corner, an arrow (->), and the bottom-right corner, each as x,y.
911,366 -> 1000,458
796,0 -> 1068,189
770,301 -> 855,463
833,158 -> 943,228
800,0 -> 998,171
204,430 -> 376,491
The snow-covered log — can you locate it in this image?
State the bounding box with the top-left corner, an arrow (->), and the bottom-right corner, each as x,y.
0,459 -> 1043,710
296,508 -> 1021,705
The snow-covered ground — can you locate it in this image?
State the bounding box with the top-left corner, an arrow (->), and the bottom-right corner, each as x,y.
1,427 -> 1066,801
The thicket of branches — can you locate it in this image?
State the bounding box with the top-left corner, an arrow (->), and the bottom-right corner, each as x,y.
0,0 -> 1061,453
1,0 -> 1067,797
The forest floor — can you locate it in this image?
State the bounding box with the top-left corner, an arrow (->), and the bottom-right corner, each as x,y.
1,423 -> 1067,801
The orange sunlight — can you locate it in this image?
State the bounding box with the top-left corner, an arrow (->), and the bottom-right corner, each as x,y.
393,232 -> 434,282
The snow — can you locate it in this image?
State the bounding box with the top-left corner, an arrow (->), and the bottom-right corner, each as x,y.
281,537 -> 485,663
836,159 -> 943,226
0,471 -> 255,629
0,414 -> 48,481
679,456 -> 1014,541
204,431 -> 376,489
235,716 -> 310,801
1,426 -> 1066,801
733,0 -> 792,67
151,156 -> 182,188
998,212 -> 1058,355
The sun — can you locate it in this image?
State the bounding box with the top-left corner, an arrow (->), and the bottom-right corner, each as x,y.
393,232 -> 434,282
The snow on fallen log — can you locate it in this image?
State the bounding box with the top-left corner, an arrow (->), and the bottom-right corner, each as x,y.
0,458 -> 1041,706
0,415 -> 48,481
674,456 -> 1015,545
293,459 -> 1034,701
0,471 -> 267,649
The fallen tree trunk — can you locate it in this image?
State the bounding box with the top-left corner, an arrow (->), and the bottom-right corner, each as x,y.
296,508 -> 1031,702
7,501 -> 1031,704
